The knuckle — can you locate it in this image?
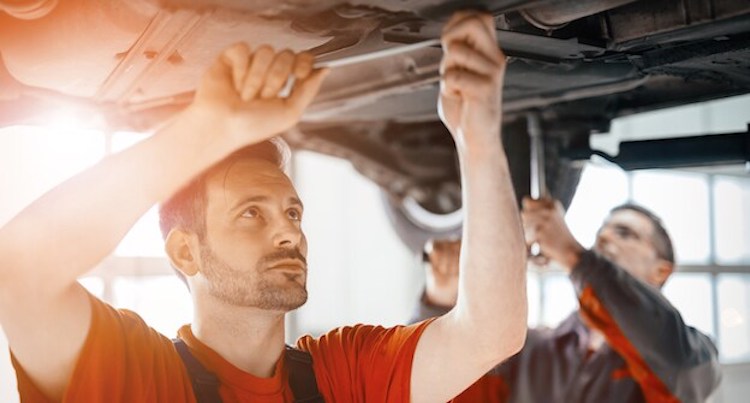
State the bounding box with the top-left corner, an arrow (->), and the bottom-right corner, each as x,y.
225,42 -> 247,56
279,49 -> 295,58
254,46 -> 274,62
297,52 -> 314,63
256,44 -> 274,54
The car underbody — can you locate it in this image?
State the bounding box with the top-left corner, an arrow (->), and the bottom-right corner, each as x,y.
1,0 -> 749,249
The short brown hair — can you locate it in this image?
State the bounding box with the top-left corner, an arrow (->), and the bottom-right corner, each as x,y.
610,203 -> 675,264
159,138 -> 289,240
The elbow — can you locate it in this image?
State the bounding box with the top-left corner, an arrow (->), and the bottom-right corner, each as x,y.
484,309 -> 528,364
511,324 -> 528,352
483,326 -> 526,367
503,318 -> 528,358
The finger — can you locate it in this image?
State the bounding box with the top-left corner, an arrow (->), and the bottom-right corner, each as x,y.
441,40 -> 499,77
261,49 -> 296,99
294,52 -> 315,80
442,10 -> 484,35
241,45 -> 275,101
522,211 -> 545,231
221,43 -> 251,91
522,197 -> 554,211
203,51 -> 234,91
521,196 -> 534,209
442,68 -> 496,101
439,73 -> 462,100
441,14 -> 501,64
286,67 -> 330,112
481,13 -> 496,40
537,197 -> 556,210
524,224 -> 538,247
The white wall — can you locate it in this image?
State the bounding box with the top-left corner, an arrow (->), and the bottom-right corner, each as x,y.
289,151 -> 422,339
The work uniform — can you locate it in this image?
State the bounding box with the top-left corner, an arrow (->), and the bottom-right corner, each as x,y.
414,250 -> 721,402
12,292 -> 434,402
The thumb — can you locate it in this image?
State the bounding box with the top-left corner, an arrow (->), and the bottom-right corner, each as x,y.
287,68 -> 329,112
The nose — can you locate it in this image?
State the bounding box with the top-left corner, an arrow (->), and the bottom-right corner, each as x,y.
594,226 -> 613,250
272,218 -> 303,249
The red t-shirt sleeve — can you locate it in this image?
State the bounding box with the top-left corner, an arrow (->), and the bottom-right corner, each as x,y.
11,292 -> 194,403
296,318 -> 436,402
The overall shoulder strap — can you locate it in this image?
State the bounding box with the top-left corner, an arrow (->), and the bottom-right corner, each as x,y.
285,346 -> 325,403
173,338 -> 323,403
173,338 -> 223,403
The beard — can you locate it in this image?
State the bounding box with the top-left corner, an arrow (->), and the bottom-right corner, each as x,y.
199,244 -> 308,311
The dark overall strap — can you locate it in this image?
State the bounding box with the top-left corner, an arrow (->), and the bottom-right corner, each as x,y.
173,338 -> 223,403
285,346 -> 324,403
173,339 -> 323,403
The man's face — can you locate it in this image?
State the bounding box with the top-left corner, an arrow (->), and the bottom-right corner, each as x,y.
594,209 -> 669,287
198,158 -> 308,311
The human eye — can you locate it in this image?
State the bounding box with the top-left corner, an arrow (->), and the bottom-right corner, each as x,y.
614,226 -> 637,240
287,208 -> 302,222
241,207 -> 260,218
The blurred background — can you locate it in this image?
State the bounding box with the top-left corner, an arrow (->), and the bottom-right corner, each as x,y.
0,94 -> 748,402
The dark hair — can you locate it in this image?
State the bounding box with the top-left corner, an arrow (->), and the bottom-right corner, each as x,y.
610,203 -> 675,264
158,138 -> 289,285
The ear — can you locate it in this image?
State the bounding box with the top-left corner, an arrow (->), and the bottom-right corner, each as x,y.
653,260 -> 674,288
165,229 -> 201,278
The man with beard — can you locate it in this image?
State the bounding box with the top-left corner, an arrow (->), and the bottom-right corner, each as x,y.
0,10 -> 528,403
412,198 -> 721,402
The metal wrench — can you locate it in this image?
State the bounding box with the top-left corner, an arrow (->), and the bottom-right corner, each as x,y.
527,111 -> 549,264
312,38 -> 442,69
281,39 -> 442,96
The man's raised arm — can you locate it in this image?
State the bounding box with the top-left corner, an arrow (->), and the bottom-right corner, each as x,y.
410,11 -> 527,403
0,44 -> 326,400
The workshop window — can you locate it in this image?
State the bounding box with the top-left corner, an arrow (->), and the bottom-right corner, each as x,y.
631,170 -> 712,264
717,274 -> 750,363
662,273 -> 715,338
113,276 -> 193,337
714,177 -> 750,264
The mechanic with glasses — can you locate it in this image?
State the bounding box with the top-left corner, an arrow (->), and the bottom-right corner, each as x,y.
413,199 -> 722,402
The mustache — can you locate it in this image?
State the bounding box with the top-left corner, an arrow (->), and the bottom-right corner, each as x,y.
259,248 -> 307,267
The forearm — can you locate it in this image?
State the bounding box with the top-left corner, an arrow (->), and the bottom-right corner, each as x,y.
456,140 -> 527,359
0,107 -> 231,295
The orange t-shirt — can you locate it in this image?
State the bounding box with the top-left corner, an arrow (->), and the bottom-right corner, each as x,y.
11,293 -> 434,402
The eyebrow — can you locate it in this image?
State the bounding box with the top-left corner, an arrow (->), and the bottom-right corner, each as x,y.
611,223 -> 641,239
230,195 -> 304,212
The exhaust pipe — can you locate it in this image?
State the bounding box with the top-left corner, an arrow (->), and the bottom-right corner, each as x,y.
1,0 -> 59,20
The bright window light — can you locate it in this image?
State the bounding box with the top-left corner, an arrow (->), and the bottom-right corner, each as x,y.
0,126 -> 105,226
663,273 -> 715,339
78,276 -> 105,299
632,170 -> 711,264
714,177 -> 750,264
115,206 -> 167,257
113,276 -> 193,338
566,160 -> 629,248
541,272 -> 578,327
527,272 -> 540,327
718,275 -> 750,362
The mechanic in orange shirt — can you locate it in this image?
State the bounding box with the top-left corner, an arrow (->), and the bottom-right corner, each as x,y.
412,199 -> 721,402
0,10 -> 528,403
